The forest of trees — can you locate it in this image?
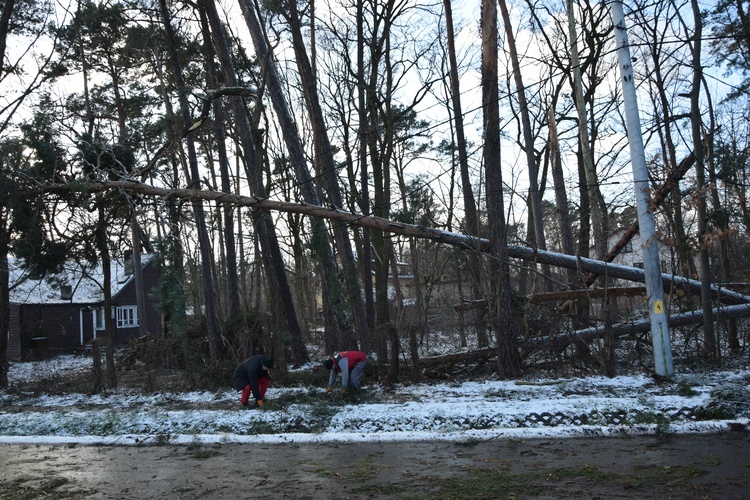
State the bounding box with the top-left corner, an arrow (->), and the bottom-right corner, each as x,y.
1,0 -> 749,389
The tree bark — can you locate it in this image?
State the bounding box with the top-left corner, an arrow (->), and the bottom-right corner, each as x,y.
688,0 -> 717,362
532,302 -> 750,352
238,0 -> 355,353
201,0 -> 308,366
198,10 -> 240,319
498,0 -> 553,292
130,216 -> 148,337
642,13 -> 697,279
0,0 -> 16,77
568,0 -> 609,262
483,0 -> 523,378
357,0 -> 375,344
96,204 -> 117,389
267,0 -> 369,351
444,0 -> 488,348
547,106 -> 577,285
0,208 -> 9,387
158,0 -> 222,361
40,179 -> 750,307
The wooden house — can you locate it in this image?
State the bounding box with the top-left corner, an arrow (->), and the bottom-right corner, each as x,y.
6,253 -> 162,360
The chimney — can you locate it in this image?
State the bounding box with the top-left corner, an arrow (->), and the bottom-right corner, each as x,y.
124,249 -> 134,275
60,284 -> 73,300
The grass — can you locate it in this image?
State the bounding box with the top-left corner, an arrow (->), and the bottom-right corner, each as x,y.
0,477 -> 93,500
702,454 -> 722,467
187,448 -> 222,460
382,464 -> 705,500
675,380 -> 700,397
622,464 -> 706,488
346,458 -> 388,480
183,441 -> 223,459
307,453 -> 699,499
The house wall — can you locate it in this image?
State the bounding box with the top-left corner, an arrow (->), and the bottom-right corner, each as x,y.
607,231 -> 683,276
7,304 -> 21,361
18,303 -> 83,355
113,261 -> 162,340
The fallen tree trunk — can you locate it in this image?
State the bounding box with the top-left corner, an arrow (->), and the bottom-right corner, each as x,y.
40,179 -> 750,307
455,287 -> 649,311
425,303 -> 750,362
530,302 -> 750,351
419,347 -> 496,367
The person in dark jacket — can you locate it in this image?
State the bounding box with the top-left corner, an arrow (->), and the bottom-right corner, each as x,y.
323,351 -> 367,396
233,355 -> 274,406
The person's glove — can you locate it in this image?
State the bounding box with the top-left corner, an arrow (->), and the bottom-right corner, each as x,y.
325,386 -> 332,394
256,399 -> 264,407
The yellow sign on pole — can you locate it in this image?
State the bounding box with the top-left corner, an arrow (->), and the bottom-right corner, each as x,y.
653,300 -> 664,314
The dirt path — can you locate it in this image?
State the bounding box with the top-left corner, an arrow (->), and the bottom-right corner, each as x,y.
1,432 -> 749,499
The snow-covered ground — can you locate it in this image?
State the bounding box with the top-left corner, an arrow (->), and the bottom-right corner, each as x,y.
1,354 -> 749,446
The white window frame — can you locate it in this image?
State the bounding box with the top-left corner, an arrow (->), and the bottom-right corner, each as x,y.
116,306 -> 139,328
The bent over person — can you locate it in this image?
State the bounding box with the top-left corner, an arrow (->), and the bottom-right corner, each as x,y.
323,350 -> 367,396
233,354 -> 274,406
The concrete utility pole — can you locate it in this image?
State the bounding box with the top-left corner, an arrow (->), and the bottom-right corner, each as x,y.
610,0 -> 674,378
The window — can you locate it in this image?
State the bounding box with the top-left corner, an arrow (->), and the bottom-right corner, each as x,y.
116,306 -> 139,328
94,308 -> 105,331
622,241 -> 633,253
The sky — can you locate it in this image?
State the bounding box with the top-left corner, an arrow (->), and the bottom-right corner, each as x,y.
1,353 -> 748,446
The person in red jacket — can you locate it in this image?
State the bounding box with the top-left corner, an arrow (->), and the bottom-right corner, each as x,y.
323,350 -> 367,396
233,354 -> 274,406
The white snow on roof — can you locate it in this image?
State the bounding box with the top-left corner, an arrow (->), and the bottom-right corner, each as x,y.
8,253 -> 157,305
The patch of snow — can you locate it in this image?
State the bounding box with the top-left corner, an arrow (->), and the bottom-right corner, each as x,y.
2,354 -> 749,446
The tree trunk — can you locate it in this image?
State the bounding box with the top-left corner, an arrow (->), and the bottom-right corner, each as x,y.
158,0 -> 222,361
688,0 -> 717,363
44,179 -> 750,307
483,0 -> 522,379
0,0 -> 16,76
358,0 -> 375,344
96,204 -> 117,389
238,0 -> 355,352
129,216 -> 148,338
568,0 -> 608,262
268,0 -> 369,351
547,106 -> 577,286
444,0 -> 488,348
533,302 -> 750,351
202,0 -> 308,366
199,12 -> 240,319
499,0 -> 553,292
702,74 -> 737,354
0,208 -> 9,387
152,66 -> 190,357
646,34 -> 697,278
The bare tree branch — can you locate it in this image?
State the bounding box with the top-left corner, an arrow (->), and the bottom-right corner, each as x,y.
181,87 -> 258,136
